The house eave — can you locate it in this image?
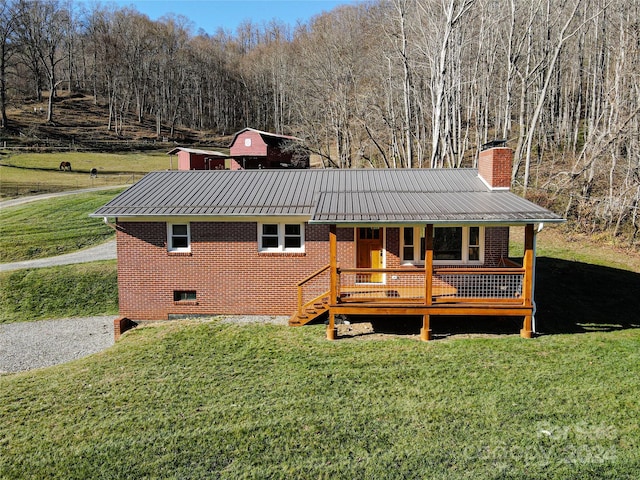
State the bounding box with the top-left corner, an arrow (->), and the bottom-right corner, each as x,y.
308,217 -> 565,226
91,212 -> 565,227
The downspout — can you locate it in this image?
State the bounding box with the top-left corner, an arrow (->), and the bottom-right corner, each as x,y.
531,223 -> 544,334
103,217 -> 119,232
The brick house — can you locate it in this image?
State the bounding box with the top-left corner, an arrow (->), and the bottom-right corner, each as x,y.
93,146 -> 563,340
228,128 -> 309,169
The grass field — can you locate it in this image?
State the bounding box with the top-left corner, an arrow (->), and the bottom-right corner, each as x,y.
1,151 -> 171,173
0,210 -> 638,477
0,151 -> 167,197
510,225 -> 640,273
0,261 -> 118,324
0,189 -> 122,262
1,321 -> 638,478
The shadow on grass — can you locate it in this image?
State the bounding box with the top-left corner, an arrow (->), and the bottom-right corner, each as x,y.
332,257 -> 640,339
535,256 -> 640,334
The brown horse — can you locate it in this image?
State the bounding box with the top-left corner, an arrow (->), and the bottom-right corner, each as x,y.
59,161 -> 72,171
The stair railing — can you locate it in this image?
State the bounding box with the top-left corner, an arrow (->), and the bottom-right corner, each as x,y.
296,265 -> 331,319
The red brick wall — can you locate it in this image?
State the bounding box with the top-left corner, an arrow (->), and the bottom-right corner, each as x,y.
117,222 -> 357,320
484,227 -> 510,266
478,147 -> 512,189
385,228 -> 401,268
116,223 -> 509,320
113,317 -> 134,340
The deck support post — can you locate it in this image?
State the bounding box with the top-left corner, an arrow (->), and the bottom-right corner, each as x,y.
327,311 -> 336,340
420,314 -> 431,341
520,315 -> 533,339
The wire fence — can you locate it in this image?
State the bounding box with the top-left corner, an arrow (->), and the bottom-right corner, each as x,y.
1,139 -> 172,152
0,175 -> 137,198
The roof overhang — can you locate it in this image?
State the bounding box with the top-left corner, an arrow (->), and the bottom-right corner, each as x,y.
309,190 -> 565,225
167,147 -> 228,156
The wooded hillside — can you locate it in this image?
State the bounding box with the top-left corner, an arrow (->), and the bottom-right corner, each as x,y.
1,0 -> 638,245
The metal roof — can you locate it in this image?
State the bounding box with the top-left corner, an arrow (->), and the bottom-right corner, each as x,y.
313,191 -> 561,223
229,128 -> 302,147
92,169 -> 564,224
166,147 -> 227,156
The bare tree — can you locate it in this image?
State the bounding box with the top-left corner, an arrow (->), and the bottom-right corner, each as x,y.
17,0 -> 71,122
414,0 -> 475,168
0,0 -> 20,128
520,0 -> 587,194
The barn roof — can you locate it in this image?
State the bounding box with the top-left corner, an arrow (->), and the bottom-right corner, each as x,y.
92,169 -> 564,225
166,147 -> 228,156
229,128 -> 302,148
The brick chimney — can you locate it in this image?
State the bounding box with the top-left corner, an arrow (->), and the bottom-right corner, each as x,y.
478,146 -> 513,189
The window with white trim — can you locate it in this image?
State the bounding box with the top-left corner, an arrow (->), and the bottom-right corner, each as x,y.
401,226 -> 483,264
167,223 -> 190,252
258,223 -> 304,252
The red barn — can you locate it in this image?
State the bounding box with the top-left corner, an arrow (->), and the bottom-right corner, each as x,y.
167,147 -> 242,171
229,128 -> 309,169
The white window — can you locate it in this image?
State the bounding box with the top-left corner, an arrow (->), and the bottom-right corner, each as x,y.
168,223 -> 190,252
401,226 -> 483,264
258,223 -> 304,253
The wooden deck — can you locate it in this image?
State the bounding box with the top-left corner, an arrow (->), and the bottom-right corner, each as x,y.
290,223 -> 537,341
291,270 -> 532,331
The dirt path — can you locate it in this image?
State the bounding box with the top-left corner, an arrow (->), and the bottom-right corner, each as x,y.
0,240 -> 116,272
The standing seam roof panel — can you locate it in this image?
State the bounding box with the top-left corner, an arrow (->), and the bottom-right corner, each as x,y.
92,169 -> 564,223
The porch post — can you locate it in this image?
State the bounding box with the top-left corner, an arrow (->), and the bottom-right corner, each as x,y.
329,224 -> 338,304
422,224 -> 434,341
424,224 -> 434,306
327,224 -> 338,340
521,223 -> 534,338
327,311 -> 336,340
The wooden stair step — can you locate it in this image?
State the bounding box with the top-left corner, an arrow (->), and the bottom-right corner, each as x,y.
289,290 -> 331,326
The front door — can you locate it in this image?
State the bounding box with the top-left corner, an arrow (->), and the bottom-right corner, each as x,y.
356,227 -> 384,283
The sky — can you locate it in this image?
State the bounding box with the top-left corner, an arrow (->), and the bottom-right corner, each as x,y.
109,0 -> 362,35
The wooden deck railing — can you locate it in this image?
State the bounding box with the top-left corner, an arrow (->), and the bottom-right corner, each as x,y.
338,268 -> 427,301
336,267 -> 526,304
295,264 -> 529,316
434,267 -> 525,303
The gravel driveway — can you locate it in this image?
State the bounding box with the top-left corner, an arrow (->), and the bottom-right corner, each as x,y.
0,316 -> 116,374
1,188 -> 124,375
0,316 -> 289,374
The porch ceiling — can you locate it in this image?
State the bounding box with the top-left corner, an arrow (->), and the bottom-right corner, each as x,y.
310,190 -> 565,224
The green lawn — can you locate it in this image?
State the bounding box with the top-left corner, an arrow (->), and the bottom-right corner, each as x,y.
0,189 -> 122,262
1,321 -> 638,478
1,150 -> 170,174
0,261 -> 118,323
0,151 -> 167,197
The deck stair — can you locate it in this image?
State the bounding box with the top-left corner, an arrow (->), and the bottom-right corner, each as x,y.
289,292 -> 330,326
